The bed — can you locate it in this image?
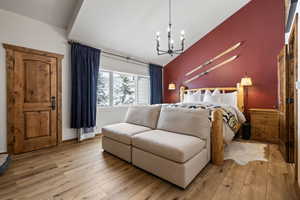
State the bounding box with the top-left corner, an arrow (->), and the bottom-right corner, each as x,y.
178,83 -> 246,165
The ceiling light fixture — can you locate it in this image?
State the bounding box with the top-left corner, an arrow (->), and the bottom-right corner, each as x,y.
155,0 -> 185,56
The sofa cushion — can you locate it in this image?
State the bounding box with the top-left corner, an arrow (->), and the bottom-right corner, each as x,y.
157,106 -> 210,140
125,105 -> 161,129
102,123 -> 151,145
132,130 -> 206,163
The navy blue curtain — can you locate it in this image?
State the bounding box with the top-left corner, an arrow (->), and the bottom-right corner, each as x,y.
70,43 -> 101,129
149,64 -> 163,104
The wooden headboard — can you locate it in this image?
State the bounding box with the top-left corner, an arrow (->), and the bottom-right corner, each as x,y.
179,83 -> 244,112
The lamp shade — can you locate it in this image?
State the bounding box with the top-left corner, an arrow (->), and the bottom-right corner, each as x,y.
241,77 -> 252,86
168,83 -> 176,90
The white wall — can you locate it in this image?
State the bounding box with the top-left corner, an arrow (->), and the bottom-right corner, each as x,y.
0,9 -> 76,152
0,9 -> 150,153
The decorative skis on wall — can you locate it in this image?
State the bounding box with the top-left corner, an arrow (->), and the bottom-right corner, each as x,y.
184,55 -> 238,84
185,42 -> 242,76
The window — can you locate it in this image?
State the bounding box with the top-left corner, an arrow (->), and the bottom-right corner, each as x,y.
113,73 -> 136,106
137,76 -> 150,104
97,71 -> 110,106
97,70 -> 150,106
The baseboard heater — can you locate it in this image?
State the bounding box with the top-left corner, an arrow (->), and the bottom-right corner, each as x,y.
77,128 -> 96,142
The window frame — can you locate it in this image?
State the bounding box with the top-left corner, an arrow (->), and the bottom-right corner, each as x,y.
97,69 -> 150,107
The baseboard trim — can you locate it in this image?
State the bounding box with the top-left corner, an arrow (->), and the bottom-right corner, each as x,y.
62,133 -> 102,145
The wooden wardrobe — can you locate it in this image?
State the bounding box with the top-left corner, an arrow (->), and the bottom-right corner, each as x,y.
4,44 -> 63,154
277,15 -> 298,163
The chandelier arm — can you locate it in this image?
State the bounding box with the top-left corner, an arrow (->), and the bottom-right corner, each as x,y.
158,52 -> 169,56
157,49 -> 169,53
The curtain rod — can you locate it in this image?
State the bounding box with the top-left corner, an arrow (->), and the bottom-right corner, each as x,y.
68,41 -> 149,65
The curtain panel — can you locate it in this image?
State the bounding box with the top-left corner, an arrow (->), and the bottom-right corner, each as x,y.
149,64 -> 163,104
70,43 -> 101,129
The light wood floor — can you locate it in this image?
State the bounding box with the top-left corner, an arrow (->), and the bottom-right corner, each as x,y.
0,137 -> 299,200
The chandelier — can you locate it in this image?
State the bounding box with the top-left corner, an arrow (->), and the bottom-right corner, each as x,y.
156,0 -> 185,56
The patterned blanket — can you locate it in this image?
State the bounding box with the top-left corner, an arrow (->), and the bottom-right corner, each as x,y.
165,103 -> 241,133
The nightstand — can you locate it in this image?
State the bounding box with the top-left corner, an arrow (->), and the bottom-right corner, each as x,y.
249,109 -> 279,143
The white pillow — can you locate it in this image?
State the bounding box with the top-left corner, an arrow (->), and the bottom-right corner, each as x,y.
198,91 -> 205,102
203,89 -> 211,97
204,94 -> 221,104
203,90 -> 212,102
184,91 -> 203,103
212,89 -> 221,96
219,92 -> 237,107
183,93 -> 191,103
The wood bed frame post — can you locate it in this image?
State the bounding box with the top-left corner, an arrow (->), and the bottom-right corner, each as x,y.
179,86 -> 186,102
237,83 -> 244,112
211,109 -> 224,165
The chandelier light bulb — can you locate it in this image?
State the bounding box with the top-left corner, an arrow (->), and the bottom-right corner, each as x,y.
170,39 -> 174,44
181,30 -> 185,35
156,32 -> 160,36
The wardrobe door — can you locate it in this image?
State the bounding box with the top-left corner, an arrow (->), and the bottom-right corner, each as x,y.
4,44 -> 63,154
287,15 -> 298,164
277,46 -> 288,161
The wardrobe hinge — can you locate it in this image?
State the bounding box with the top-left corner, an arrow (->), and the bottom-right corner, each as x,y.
12,135 -> 16,144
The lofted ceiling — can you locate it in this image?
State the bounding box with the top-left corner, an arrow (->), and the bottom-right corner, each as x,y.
0,0 -> 250,65
0,0 -> 78,29
69,0 -> 250,65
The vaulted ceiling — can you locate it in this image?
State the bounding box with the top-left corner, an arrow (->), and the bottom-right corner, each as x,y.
0,0 -> 78,29
0,0 -> 250,65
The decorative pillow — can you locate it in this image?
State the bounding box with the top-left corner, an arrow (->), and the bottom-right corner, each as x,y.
157,106 -> 210,139
125,105 -> 161,129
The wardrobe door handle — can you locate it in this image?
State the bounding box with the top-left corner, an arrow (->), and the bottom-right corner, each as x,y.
50,96 -> 56,110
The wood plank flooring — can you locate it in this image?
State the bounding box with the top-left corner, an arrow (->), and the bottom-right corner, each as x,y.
0,137 -> 299,200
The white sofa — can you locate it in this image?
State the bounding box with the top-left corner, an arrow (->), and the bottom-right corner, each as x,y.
102,105 -> 211,188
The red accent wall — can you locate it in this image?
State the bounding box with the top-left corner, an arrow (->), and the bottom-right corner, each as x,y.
163,0 -> 285,110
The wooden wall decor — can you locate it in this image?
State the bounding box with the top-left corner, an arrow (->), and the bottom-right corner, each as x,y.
185,42 -> 242,76
3,44 -> 64,154
184,55 -> 239,84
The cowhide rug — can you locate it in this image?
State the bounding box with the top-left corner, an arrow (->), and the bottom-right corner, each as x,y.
224,141 -> 268,165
